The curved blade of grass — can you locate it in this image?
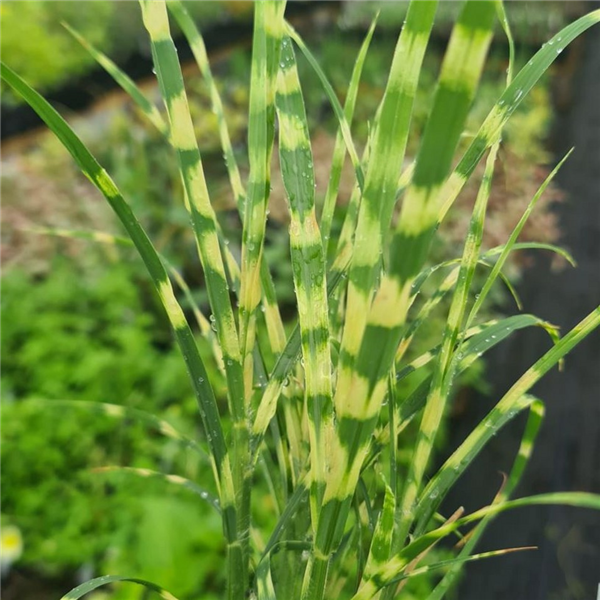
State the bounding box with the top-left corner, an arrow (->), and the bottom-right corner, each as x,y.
485,242 -> 576,267
394,259 -> 524,365
28,399 -> 206,457
402,490 -> 600,571
284,22 -> 364,191
395,314 -> 557,384
427,398 -> 545,600
262,478 -> 309,559
93,466 -> 221,512
400,240 -> 574,363
438,10 -> 600,223
396,138 -> 500,542
276,35 -> 333,527
463,492 -> 600,523
466,148 -> 574,329
412,238 -> 576,298
63,22 -> 167,135
320,14 -> 378,247
238,1 -> 286,404
406,237 -> 574,311
356,489 -> 599,600
256,550 -> 278,600
0,62 -> 232,515
60,576 -> 180,600
354,545 -> 534,600
414,305 -> 600,534
24,225 -> 224,367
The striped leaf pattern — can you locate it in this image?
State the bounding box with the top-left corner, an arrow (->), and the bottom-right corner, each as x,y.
275,36 -> 333,524
137,7 -> 250,594
395,141 -> 502,544
139,0 -> 243,422
438,8 -> 600,223
427,398 -> 545,600
414,306 -> 600,534
239,1 -> 285,401
5,2 -> 600,600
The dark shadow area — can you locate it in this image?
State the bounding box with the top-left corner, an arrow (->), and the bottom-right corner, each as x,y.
444,7 -> 600,600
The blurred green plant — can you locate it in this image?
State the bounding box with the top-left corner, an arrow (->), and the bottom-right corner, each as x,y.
0,2 -> 114,102
0,1 -> 247,105
0,252 -> 238,596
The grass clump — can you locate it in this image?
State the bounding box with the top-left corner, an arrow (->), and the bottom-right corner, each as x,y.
2,1 -> 599,599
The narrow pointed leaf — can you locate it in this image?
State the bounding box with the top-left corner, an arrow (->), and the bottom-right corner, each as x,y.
414,306 -> 600,532
439,10 -> 600,222
60,576 -> 180,600
93,466 -> 220,511
0,63 -> 231,512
